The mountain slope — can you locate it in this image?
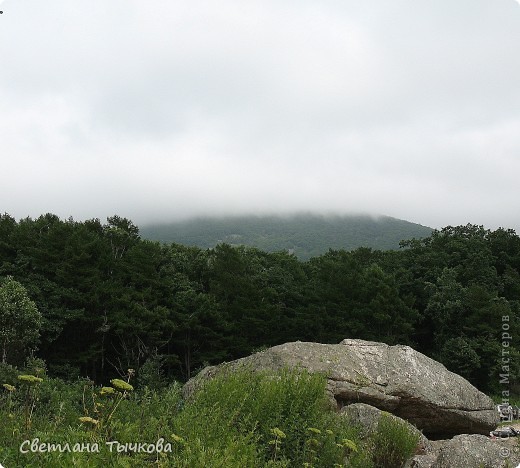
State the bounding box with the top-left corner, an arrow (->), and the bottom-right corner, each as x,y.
140,214 -> 433,260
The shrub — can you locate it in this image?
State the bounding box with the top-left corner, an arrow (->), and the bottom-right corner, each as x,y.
24,356 -> 47,378
47,362 -> 81,381
137,354 -> 167,390
0,362 -> 18,386
172,367 -> 364,467
370,412 -> 420,468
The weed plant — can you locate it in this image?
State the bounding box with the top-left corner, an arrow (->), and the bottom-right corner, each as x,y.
370,412 -> 421,468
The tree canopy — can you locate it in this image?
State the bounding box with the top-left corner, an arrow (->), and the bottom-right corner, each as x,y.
0,214 -> 518,393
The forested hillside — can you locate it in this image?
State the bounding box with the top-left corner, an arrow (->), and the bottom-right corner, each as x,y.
140,214 -> 433,260
0,213 -> 518,394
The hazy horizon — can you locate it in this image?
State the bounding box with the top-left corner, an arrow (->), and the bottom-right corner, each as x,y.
137,211 -> 434,229
2,208 -> 504,234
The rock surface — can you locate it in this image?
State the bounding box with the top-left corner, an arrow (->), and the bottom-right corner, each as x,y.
183,339 -> 498,437
340,402 -> 430,454
407,435 -> 520,468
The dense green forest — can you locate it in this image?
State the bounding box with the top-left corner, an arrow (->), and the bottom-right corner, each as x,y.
140,214 -> 433,260
0,213 -> 519,394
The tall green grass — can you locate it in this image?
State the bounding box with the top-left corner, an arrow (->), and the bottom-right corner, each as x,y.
170,368 -> 364,467
1,365 -> 422,467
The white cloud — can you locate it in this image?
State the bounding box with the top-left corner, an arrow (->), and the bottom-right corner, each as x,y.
1,0 -> 520,231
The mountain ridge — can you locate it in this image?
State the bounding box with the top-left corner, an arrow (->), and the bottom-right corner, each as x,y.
140,213 -> 433,260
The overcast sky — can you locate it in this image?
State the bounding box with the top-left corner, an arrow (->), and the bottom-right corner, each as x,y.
1,0 -> 520,230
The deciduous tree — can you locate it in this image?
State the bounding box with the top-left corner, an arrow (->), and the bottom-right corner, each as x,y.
0,276 -> 42,364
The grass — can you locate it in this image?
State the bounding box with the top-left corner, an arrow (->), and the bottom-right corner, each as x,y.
1,365 -> 423,467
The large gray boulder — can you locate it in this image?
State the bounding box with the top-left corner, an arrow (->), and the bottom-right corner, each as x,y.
183,339 -> 498,437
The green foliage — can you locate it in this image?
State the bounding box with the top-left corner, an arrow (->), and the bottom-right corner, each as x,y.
0,374 -> 183,467
163,368 -> 366,467
0,362 -> 18,386
370,412 -> 421,468
439,337 -> 481,380
24,356 -> 47,378
0,276 -> 42,365
0,213 -> 519,394
137,353 -> 168,390
0,369 -> 372,467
